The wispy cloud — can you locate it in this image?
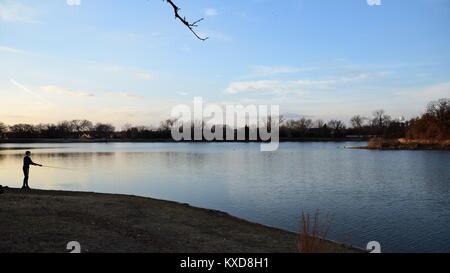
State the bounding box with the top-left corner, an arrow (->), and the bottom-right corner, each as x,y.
0,46 -> 27,54
251,65 -> 316,77
225,73 -> 372,95
199,31 -> 232,42
205,8 -> 218,17
410,82 -> 450,100
225,80 -> 324,95
0,1 -> 39,23
104,92 -> 142,99
41,85 -> 95,98
367,0 -> 382,6
181,45 -> 191,52
41,85 -> 143,100
66,0 -> 82,6
0,45 -> 155,84
10,79 -> 52,104
137,73 -> 153,81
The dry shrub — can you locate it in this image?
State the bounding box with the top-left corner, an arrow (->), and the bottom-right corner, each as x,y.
298,210 -> 333,253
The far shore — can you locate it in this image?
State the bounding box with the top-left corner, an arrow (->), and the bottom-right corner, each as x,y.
0,137 -> 369,144
350,138 -> 450,151
0,187 -> 364,253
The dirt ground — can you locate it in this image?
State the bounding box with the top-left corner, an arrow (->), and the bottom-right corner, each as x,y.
0,188 -> 362,253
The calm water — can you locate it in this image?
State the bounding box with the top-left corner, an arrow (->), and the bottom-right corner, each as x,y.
0,142 -> 449,252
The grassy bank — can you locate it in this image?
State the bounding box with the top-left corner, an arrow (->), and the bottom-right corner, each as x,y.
0,188 -> 362,253
353,138 -> 450,150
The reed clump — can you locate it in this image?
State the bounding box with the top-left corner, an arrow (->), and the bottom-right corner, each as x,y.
298,210 -> 333,253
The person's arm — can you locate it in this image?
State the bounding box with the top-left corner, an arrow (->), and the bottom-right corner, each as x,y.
30,159 -> 42,167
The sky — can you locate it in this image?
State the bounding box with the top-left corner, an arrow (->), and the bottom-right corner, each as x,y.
1,0 -> 450,128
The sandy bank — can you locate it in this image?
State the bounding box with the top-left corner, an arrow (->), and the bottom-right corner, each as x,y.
0,188 -> 362,253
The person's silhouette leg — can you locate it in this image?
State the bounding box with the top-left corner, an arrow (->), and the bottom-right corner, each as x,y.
22,167 -> 29,189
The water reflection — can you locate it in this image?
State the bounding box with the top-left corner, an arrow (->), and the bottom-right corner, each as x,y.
0,142 -> 449,252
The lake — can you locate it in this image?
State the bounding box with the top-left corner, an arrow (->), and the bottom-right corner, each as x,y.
0,142 -> 449,252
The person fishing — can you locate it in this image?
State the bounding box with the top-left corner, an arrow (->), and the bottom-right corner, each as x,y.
22,151 -> 42,189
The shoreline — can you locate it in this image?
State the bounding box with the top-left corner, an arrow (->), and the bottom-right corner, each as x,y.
350,138 -> 450,151
0,187 -> 364,253
0,138 -> 368,144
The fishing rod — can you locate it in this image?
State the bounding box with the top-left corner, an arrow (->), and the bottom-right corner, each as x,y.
41,165 -> 74,171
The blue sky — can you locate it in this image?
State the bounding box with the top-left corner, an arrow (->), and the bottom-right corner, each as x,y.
1,0 -> 450,127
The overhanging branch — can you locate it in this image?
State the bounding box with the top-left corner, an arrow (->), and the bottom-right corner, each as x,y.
164,0 -> 208,41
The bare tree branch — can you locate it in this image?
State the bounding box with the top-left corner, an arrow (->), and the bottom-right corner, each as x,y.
164,0 -> 208,41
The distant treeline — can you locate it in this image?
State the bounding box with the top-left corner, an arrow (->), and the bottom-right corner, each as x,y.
406,98 -> 450,140
0,98 -> 448,141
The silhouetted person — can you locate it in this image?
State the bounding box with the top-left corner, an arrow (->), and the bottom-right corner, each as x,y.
22,151 -> 42,189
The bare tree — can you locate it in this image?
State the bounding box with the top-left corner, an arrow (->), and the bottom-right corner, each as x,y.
122,123 -> 134,132
327,120 -> 346,134
299,118 -> 313,130
0,122 -> 6,138
408,98 -> 450,140
94,123 -> 115,138
9,124 -> 37,138
70,120 -> 93,137
426,98 -> 450,126
287,118 -> 313,131
160,118 -> 178,131
164,0 -> 208,41
314,119 -> 325,129
372,110 -> 391,128
56,121 -> 73,136
350,115 -> 365,129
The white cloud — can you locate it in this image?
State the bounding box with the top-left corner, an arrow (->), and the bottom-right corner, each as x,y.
226,80 -> 273,94
67,0 -> 81,6
104,92 -> 142,99
41,85 -> 144,100
205,8 -> 218,17
137,73 -> 153,81
226,74 -> 371,94
0,1 -> 38,23
41,85 -> 95,98
225,80 -> 331,95
412,82 -> 450,100
181,45 -> 191,52
200,31 -> 232,42
251,65 -> 315,76
0,46 -> 27,54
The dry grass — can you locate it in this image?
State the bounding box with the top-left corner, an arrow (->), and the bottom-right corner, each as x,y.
0,188 -> 363,253
298,210 -> 333,253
